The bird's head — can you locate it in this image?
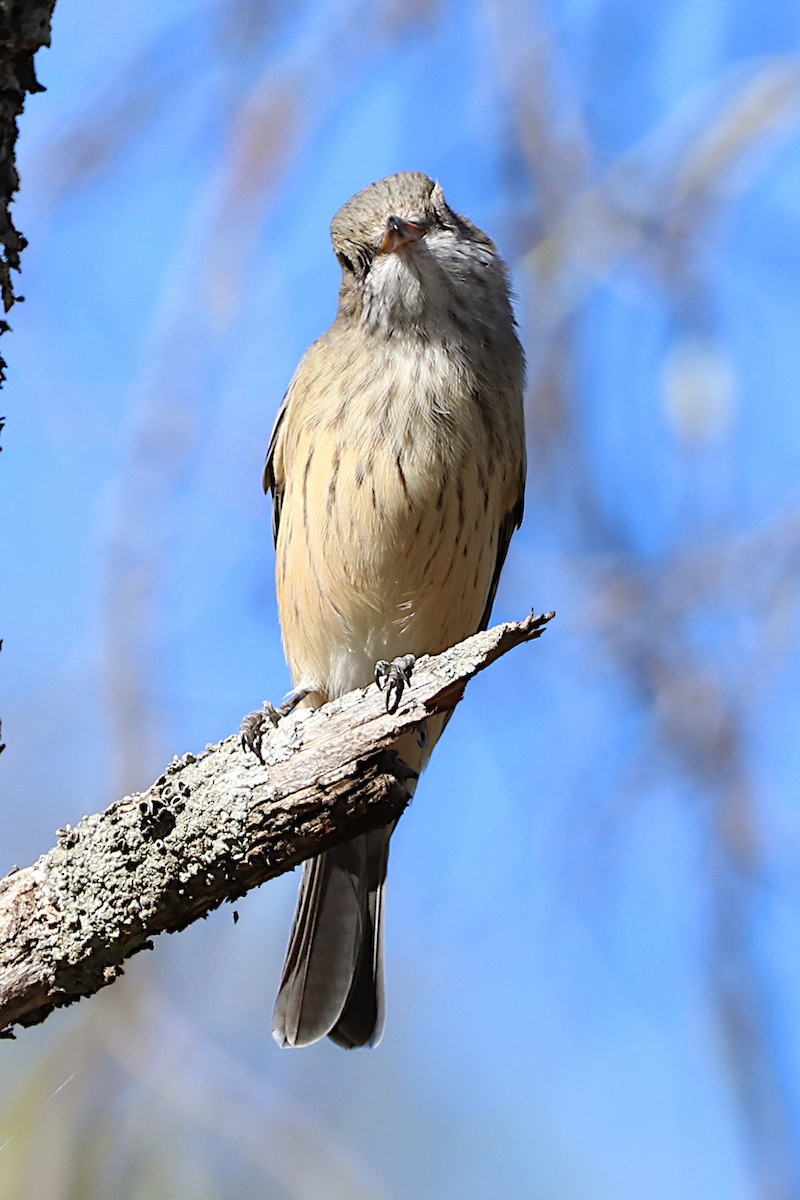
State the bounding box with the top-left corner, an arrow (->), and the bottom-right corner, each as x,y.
330,172 -> 510,338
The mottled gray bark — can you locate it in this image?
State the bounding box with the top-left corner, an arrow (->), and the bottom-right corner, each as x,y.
0,610 -> 554,1036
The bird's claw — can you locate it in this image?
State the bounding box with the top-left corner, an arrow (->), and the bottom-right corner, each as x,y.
374,654 -> 416,714
241,686 -> 312,762
240,702 -> 280,763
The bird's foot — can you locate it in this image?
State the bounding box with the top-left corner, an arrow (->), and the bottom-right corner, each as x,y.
240,687 -> 310,762
374,654 -> 416,714
240,704 -> 278,763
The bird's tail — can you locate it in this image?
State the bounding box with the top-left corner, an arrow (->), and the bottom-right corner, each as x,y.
272,826 -> 392,1049
272,720 -> 445,1049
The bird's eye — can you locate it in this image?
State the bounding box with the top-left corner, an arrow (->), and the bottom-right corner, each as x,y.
337,252 -> 355,273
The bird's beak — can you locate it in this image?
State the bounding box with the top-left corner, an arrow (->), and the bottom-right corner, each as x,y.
381,215 -> 427,254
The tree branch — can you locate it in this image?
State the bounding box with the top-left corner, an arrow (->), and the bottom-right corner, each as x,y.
0,0 -> 57,368
0,610 -> 554,1036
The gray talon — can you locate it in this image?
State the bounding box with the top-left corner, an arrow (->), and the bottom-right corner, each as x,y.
240,711 -> 267,763
241,688 -> 311,763
240,702 -> 280,763
374,654 -> 416,714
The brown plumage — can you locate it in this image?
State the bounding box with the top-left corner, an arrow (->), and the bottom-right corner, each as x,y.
264,172 -> 526,1048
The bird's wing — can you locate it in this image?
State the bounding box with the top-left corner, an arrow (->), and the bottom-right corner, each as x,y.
477,485 -> 525,633
263,332 -> 334,545
262,391 -> 291,546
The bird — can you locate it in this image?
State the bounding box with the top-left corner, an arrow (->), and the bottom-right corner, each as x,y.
245,171 -> 526,1049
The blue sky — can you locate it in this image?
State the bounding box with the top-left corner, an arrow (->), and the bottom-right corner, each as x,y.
3,1 -> 800,1197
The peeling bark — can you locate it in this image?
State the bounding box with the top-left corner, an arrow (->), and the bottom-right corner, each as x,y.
0,610 -> 554,1035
